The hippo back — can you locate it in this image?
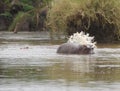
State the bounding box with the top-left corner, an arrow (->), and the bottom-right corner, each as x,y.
57,43 -> 94,54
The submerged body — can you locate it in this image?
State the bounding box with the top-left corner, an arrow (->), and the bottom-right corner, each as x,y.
57,43 -> 94,54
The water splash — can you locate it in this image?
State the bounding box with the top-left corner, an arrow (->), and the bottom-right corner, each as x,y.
67,31 -> 96,48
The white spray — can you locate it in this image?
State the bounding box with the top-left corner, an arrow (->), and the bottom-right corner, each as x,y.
67,31 -> 96,48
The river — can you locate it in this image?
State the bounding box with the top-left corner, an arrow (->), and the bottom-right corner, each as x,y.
0,32 -> 120,91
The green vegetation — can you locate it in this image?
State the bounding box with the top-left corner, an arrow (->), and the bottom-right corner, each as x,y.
8,12 -> 29,32
0,0 -> 52,32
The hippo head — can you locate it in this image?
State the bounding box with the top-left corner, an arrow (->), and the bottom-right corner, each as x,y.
78,45 -> 94,54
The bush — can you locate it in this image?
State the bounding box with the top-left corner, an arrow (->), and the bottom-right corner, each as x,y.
67,0 -> 120,42
47,0 -> 120,43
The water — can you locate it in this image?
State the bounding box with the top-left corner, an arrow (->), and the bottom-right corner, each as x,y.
0,32 -> 120,91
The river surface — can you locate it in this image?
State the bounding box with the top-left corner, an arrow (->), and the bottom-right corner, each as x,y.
0,32 -> 120,91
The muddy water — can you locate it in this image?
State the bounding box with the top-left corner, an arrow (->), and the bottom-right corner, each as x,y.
0,32 -> 120,91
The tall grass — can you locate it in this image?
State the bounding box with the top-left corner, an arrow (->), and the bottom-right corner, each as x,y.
47,0 -> 120,42
47,0 -> 80,32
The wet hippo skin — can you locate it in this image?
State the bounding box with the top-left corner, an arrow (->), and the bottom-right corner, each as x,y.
57,43 -> 94,54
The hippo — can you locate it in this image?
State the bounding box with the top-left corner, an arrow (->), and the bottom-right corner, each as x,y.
57,43 -> 94,54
